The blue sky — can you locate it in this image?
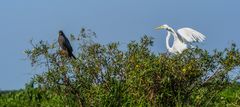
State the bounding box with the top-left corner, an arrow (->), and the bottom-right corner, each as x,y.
0,0 -> 240,90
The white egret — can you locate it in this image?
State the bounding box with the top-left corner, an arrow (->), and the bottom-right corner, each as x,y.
155,24 -> 206,54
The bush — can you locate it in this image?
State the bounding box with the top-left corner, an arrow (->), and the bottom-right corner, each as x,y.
2,29 -> 240,106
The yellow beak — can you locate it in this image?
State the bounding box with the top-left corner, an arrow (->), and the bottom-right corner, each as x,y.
155,26 -> 164,30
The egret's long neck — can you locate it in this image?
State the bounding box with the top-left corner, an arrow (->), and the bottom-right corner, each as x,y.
166,26 -> 179,52
166,31 -> 173,51
168,27 -> 178,40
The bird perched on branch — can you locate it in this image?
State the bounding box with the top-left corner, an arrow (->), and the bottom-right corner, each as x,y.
58,30 -> 76,59
155,24 -> 206,54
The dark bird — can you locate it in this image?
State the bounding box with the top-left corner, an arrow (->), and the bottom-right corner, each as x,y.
58,30 -> 76,59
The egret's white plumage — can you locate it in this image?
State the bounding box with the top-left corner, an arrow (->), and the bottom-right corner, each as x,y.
156,24 -> 206,54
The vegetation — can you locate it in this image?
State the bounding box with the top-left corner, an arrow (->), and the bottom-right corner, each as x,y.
1,29 -> 240,106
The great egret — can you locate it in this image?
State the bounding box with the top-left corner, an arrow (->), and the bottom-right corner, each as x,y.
58,30 -> 76,59
155,24 -> 206,54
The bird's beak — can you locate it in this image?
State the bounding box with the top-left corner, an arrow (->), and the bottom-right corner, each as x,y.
155,26 -> 164,30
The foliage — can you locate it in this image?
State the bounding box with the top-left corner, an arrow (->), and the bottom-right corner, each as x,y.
1,29 -> 240,106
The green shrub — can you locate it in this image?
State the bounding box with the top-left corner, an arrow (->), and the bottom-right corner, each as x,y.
1,29 -> 240,106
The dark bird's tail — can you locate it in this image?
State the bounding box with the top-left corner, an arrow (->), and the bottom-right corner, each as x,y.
69,52 -> 76,59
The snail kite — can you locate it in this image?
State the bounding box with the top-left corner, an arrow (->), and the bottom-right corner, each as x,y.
58,30 -> 76,59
